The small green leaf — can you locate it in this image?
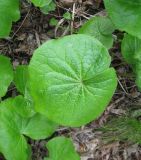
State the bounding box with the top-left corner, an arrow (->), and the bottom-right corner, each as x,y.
104,0 -> 141,39
63,12 -> 72,20
49,18 -> 58,26
0,55 -> 13,98
121,33 -> 141,89
0,0 -> 20,38
0,96 -> 57,160
29,34 -> 117,127
14,65 -> 28,94
79,16 -> 115,49
30,0 -> 52,7
46,137 -> 80,160
41,1 -> 56,14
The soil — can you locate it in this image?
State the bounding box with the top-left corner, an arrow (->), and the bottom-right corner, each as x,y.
0,0 -> 141,160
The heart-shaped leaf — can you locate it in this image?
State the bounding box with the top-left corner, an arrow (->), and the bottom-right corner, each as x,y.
45,137 -> 80,160
0,0 -> 20,38
79,16 -> 115,49
121,33 -> 141,89
0,96 -> 57,160
0,55 -> 13,98
104,0 -> 141,38
29,34 -> 117,127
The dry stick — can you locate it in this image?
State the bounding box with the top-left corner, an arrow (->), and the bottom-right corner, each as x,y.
55,18 -> 65,38
80,14 -> 90,20
82,11 -> 94,17
56,127 -> 69,132
57,3 -> 90,18
35,31 -> 40,47
71,3 -> 76,34
117,77 -> 128,95
107,96 -> 125,114
11,9 -> 30,39
56,3 -> 71,12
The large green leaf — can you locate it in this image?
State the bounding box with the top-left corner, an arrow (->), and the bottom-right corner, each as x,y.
0,0 -> 20,38
14,65 -> 28,94
30,0 -> 52,7
121,33 -> 141,89
79,16 -> 115,49
29,34 -> 117,127
0,96 -> 57,160
45,137 -> 80,160
0,55 -> 13,98
104,0 -> 141,38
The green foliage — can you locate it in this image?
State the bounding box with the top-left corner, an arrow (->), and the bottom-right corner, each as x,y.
0,0 -> 133,159
49,18 -> 58,26
0,55 -> 13,98
0,0 -> 56,38
13,65 -> 37,114
0,96 -> 57,160
29,34 -> 117,127
45,137 -> 80,160
121,34 -> 141,65
0,55 -> 58,159
101,116 -> 141,144
30,0 -> 52,7
0,33 -> 117,158
63,12 -> 72,20
104,0 -> 141,38
14,65 -> 28,95
41,1 -> 56,14
105,0 -> 141,90
121,33 -> 141,89
0,0 -> 20,38
79,16 -> 115,49
13,95 -> 35,118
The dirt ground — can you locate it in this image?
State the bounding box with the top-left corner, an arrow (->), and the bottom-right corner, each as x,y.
1,0 -> 141,160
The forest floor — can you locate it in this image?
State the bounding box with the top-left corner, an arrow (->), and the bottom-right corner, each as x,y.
0,0 -> 141,160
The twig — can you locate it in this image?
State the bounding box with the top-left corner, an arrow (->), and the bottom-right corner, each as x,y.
71,3 -> 76,34
11,9 -> 30,38
118,78 -> 128,95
